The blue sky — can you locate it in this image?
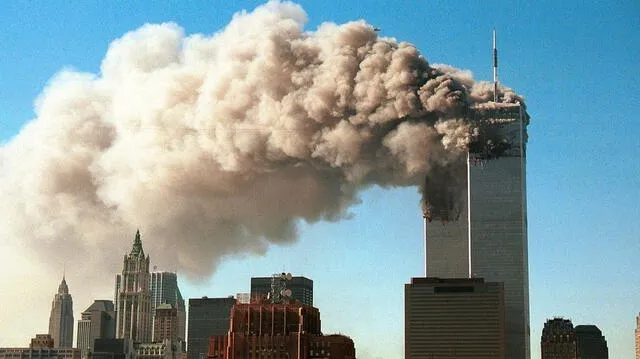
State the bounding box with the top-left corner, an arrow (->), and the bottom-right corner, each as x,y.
1,1 -> 639,358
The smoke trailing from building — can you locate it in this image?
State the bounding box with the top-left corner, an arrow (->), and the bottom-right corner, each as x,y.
0,1 -> 524,279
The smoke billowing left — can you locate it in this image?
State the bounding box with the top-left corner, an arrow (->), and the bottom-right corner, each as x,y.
0,1 -> 523,343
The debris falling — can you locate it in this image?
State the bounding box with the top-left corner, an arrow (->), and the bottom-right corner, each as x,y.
0,1 -> 525,279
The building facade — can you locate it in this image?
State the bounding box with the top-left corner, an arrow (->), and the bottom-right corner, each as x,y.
575,325 -> 608,359
208,301 -> 355,359
93,338 -> 135,359
635,313 -> 640,359
48,277 -> 74,348
0,335 -> 82,359
116,230 -> 152,342
77,300 -> 116,351
150,271 -> 186,342
541,318 -> 577,359
135,340 -> 182,359
30,335 -> 55,349
404,277 -> 506,359
187,297 -> 236,359
425,103 -> 530,359
250,276 -> 313,306
0,347 -> 82,359
153,304 -> 178,343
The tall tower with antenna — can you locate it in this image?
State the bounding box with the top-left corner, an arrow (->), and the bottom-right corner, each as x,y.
493,29 -> 499,102
422,30 -> 531,359
48,276 -> 74,348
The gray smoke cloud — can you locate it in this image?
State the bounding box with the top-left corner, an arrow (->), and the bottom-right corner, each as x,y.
0,0 -> 525,284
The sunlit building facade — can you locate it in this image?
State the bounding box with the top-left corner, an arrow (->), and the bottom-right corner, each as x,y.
48,277 -> 74,348
115,230 -> 152,342
208,301 -> 355,359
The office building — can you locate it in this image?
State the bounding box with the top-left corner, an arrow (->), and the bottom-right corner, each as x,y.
404,277 -> 505,359
187,297 -> 236,359
541,318 -> 577,359
235,293 -> 250,304
30,334 -> 54,349
77,300 -> 116,351
93,338 -> 135,359
424,103 -> 530,358
209,301 -> 355,359
250,275 -> 313,306
635,313 -> 640,359
0,335 -> 82,359
115,230 -> 152,342
48,276 -> 74,348
134,340 -> 181,359
150,271 -> 186,341
153,304 -> 178,343
575,325 -> 608,359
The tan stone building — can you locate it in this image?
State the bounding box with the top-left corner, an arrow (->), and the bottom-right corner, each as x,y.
115,230 -> 152,342
48,277 -> 74,348
153,304 -> 178,343
0,334 -> 81,359
635,313 -> 640,359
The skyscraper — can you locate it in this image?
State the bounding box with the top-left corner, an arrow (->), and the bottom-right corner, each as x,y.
187,297 -> 236,359
250,275 -> 313,306
152,303 -> 178,343
149,271 -> 186,341
208,299 -> 356,359
541,318 -> 577,359
575,325 -> 608,359
425,103 -> 530,359
404,277 -> 506,359
76,300 -> 116,351
115,230 -> 152,342
48,276 -> 74,348
635,313 -> 640,359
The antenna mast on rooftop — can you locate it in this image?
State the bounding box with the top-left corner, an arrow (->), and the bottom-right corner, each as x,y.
493,29 -> 499,102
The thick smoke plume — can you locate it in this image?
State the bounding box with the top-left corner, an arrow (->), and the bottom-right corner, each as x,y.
0,1 -> 524,282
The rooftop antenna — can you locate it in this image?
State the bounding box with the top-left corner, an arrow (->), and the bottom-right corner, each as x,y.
493,29 -> 499,102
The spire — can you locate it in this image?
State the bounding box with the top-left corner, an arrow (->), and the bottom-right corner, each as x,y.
130,229 -> 145,257
58,276 -> 69,295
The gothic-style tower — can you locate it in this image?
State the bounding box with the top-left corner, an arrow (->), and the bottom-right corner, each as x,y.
48,276 -> 74,348
115,230 -> 151,342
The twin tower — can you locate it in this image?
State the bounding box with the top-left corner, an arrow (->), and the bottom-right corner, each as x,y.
407,103 -> 530,359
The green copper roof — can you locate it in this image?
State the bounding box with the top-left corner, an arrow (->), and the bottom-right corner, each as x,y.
130,229 -> 145,257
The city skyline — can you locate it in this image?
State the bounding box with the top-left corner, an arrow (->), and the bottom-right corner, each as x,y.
0,1 -> 639,358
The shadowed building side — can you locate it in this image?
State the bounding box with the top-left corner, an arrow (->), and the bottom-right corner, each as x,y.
250,276 -> 313,306
76,300 -> 115,352
188,297 -> 236,359
575,325 -> 608,359
541,318 -> 577,359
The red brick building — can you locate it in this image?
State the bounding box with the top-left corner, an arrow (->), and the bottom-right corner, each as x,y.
208,302 -> 354,359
